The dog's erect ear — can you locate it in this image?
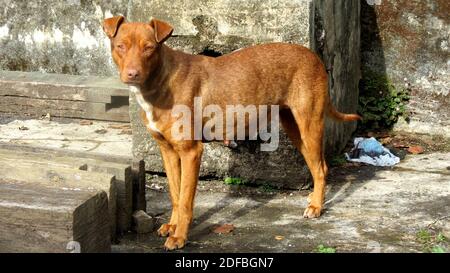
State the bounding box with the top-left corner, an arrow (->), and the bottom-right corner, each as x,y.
103,16 -> 125,38
150,19 -> 173,44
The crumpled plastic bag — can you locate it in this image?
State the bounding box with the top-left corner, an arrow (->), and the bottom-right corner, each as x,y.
345,137 -> 400,167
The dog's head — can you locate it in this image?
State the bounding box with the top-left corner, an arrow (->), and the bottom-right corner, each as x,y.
103,16 -> 173,86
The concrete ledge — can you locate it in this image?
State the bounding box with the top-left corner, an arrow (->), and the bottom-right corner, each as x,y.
0,178 -> 111,253
0,71 -> 129,122
0,144 -> 146,237
0,156 -> 118,241
394,118 -> 450,138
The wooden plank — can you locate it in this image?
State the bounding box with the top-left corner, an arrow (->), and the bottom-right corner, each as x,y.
86,164 -> 133,235
0,96 -> 129,122
0,143 -> 133,165
0,179 -> 111,253
0,146 -> 136,235
0,96 -> 99,117
0,82 -> 112,103
0,160 -> 118,242
0,144 -> 145,218
0,70 -> 128,103
132,159 -> 147,212
0,70 -> 130,122
0,70 -> 127,90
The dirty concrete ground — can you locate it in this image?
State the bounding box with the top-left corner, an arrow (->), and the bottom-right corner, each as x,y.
0,115 -> 132,157
115,152 -> 450,253
0,116 -> 448,253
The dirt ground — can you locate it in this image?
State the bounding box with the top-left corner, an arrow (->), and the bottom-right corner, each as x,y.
0,114 -> 132,157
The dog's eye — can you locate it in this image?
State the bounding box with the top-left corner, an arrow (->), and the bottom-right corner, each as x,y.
144,44 -> 156,52
116,44 -> 126,51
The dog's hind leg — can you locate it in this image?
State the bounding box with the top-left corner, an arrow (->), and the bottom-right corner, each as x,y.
281,106 -> 328,218
280,109 -> 313,201
295,110 -> 328,218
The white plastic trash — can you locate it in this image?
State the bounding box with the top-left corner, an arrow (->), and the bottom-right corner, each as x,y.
345,137 -> 400,167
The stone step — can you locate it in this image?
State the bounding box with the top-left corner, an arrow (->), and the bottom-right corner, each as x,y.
0,96 -> 130,122
0,178 -> 111,253
0,144 -> 147,235
0,70 -> 130,122
0,148 -> 129,235
0,157 -> 118,241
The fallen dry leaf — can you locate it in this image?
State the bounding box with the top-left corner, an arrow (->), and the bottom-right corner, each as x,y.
212,224 -> 234,234
275,235 -> 284,241
408,146 -> 424,154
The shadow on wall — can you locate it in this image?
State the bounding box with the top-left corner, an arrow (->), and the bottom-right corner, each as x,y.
361,1 -> 387,77
360,1 -> 402,130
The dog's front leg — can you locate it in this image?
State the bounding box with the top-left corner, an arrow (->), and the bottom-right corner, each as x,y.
156,140 -> 181,237
164,141 -> 203,250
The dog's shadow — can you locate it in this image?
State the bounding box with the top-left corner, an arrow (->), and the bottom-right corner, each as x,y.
193,184 -> 274,226
143,147 -> 384,253
190,162 -> 381,238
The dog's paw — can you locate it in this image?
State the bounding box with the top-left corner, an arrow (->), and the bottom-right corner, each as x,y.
157,224 -> 177,237
164,236 -> 186,251
303,205 -> 322,219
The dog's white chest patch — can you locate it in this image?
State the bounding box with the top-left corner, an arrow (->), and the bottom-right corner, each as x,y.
129,86 -> 161,134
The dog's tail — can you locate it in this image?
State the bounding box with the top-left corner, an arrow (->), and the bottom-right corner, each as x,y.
326,101 -> 362,122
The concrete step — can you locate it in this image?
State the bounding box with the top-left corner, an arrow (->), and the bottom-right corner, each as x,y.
0,70 -> 130,122
0,144 -> 147,252
0,157 -> 118,241
0,143 -> 146,214
0,178 -> 111,253
0,148 -> 131,234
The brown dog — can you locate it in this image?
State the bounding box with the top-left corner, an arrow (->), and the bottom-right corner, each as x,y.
103,16 -> 361,250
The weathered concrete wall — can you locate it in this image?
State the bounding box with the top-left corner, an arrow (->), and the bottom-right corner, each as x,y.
0,0 -> 310,76
128,0 -> 311,54
0,0 -> 127,76
361,0 -> 450,136
131,0 -> 361,189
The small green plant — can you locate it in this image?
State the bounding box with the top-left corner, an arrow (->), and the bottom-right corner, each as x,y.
436,233 -> 447,243
359,71 -> 410,130
316,244 -> 336,253
224,177 -> 247,186
431,246 -> 445,253
330,155 -> 347,167
260,183 -> 276,193
416,229 -> 448,253
416,229 -> 432,243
